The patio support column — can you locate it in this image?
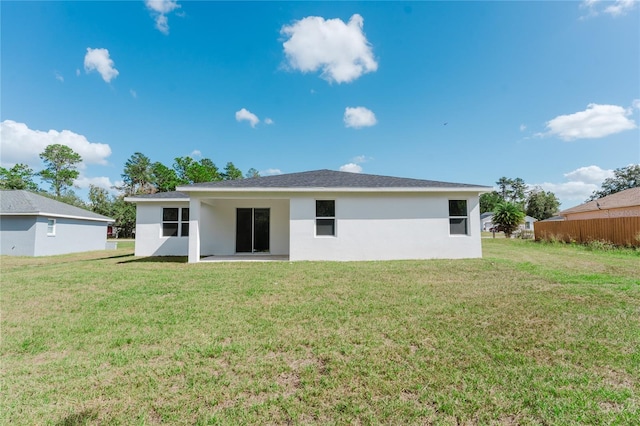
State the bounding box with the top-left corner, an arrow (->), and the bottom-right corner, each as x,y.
188,197 -> 201,263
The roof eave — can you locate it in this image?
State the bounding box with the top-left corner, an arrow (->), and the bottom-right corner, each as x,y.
176,186 -> 491,193
0,212 -> 114,222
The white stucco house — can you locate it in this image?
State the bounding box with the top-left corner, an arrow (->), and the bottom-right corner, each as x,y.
125,169 -> 491,262
0,190 -> 114,256
480,212 -> 537,232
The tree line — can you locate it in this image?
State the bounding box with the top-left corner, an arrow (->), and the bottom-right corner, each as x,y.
480,164 -> 640,237
0,145 -> 260,237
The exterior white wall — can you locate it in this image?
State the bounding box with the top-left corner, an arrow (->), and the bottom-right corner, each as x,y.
1,215 -> 108,256
289,192 -> 482,261
134,202 -> 190,256
200,198 -> 290,256
0,216 -> 36,256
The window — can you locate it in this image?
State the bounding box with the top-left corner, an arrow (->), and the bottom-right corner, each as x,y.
162,207 -> 189,237
47,218 -> 56,236
316,200 -> 335,236
449,200 -> 468,235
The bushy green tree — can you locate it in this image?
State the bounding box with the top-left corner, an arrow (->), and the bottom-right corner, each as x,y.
111,197 -> 136,238
88,185 -> 113,217
120,152 -> 154,196
245,168 -> 260,178
480,191 -> 502,214
174,156 -> 221,183
0,163 -> 39,191
496,176 -> 526,207
223,162 -> 243,180
39,144 -> 82,197
588,164 -> 640,200
151,162 -> 182,192
493,202 -> 525,238
526,187 -> 560,220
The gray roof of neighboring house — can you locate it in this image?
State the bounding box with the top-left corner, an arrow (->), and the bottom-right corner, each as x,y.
179,169 -> 490,190
560,187 -> 640,215
0,190 -> 113,222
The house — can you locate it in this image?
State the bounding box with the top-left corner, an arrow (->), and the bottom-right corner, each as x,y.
0,190 -> 114,256
480,212 -> 537,232
559,187 -> 640,220
125,169 -> 490,262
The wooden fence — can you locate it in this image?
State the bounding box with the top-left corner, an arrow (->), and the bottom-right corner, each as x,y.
534,217 -> 640,247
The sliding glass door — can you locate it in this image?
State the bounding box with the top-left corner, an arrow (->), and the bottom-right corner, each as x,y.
236,208 -> 270,253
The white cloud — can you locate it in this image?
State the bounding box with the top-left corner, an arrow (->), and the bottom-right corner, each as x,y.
532,165 -> 614,208
352,155 -> 370,164
344,106 -> 377,129
563,165 -> 614,185
281,14 -> 378,84
235,108 -> 260,128
130,89 -> 137,98
339,163 -> 363,173
54,71 -> 64,82
84,48 -> 119,83
190,150 -> 202,158
145,0 -> 181,34
580,0 -> 638,17
519,124 -> 527,132
76,69 -> 81,77
264,118 -> 274,125
0,120 -> 112,169
261,168 -> 282,176
74,175 -> 115,191
542,103 -> 637,141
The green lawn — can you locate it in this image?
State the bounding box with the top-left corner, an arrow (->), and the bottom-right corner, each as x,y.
2,240 -> 639,424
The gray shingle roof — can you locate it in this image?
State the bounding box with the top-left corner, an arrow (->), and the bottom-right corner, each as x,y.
179,169 -> 490,190
0,190 -> 113,222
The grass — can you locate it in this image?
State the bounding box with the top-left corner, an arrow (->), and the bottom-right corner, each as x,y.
1,240 -> 639,424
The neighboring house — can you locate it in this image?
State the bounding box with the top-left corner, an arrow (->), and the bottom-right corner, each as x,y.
125,169 -> 490,262
0,190 -> 114,256
559,187 -> 640,220
480,212 -> 537,231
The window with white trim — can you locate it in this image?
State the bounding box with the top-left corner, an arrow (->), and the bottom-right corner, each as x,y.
449,200 -> 468,235
162,207 -> 189,237
47,218 -> 56,236
316,200 -> 335,236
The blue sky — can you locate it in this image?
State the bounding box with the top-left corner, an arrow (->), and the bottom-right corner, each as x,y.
1,0 -> 639,208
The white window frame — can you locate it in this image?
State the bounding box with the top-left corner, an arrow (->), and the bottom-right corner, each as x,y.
47,218 -> 56,236
315,200 -> 336,237
161,207 -> 190,238
448,200 -> 469,236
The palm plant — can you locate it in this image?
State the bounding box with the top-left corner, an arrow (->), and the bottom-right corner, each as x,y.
493,201 -> 525,238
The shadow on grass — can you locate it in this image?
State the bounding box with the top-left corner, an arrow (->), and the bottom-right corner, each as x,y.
55,409 -> 98,426
117,256 -> 188,264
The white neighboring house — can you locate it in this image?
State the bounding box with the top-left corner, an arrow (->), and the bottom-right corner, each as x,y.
480,212 -> 537,232
0,190 -> 114,256
125,169 -> 491,262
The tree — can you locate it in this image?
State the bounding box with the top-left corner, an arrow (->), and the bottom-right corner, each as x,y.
0,163 -> 39,191
120,152 -> 155,196
174,156 -> 221,183
111,197 -> 136,238
39,144 -> 82,197
223,162 -> 243,180
496,176 -> 526,206
588,164 -> 640,200
151,162 -> 181,192
480,191 -> 502,214
88,185 -> 113,217
493,202 -> 525,238
245,168 -> 260,178
526,187 -> 560,220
